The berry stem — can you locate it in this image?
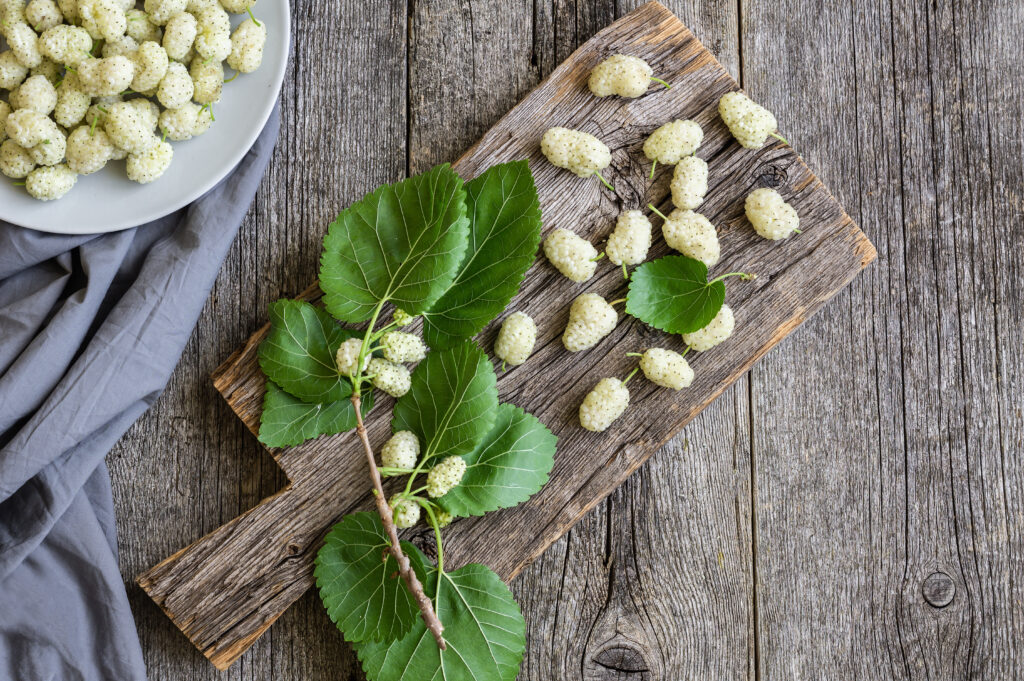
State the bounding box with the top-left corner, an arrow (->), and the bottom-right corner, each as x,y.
625,352 -> 644,358
246,7 -> 262,26
378,466 -> 416,477
608,298 -> 626,306
770,131 -> 789,145
421,502 -> 445,573
590,252 -> 605,262
792,227 -> 802,234
12,181 -> 25,186
352,395 -> 446,649
650,76 -> 671,90
647,203 -> 668,221
595,171 -> 615,193
649,160 -> 657,180
682,345 -> 691,358
224,70 -> 239,83
708,271 -> 755,285
622,263 -> 629,280
622,367 -> 640,385
501,360 -> 507,372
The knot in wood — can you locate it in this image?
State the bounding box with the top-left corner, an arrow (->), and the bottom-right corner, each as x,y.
592,644 -> 651,678
755,163 -> 787,189
922,571 -> 956,608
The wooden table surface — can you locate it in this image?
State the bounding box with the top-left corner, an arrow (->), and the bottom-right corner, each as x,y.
109,1 -> 1024,679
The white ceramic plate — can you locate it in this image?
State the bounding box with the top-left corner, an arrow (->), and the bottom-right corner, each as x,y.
0,2 -> 290,235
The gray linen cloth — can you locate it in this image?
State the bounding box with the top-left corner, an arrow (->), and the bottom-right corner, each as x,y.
0,107 -> 280,680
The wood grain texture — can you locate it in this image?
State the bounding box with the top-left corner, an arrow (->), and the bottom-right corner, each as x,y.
135,1 -> 873,670
108,1 -> 1024,680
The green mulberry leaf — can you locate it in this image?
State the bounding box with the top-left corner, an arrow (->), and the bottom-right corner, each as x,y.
438,403 -> 556,517
391,342 -> 498,462
257,381 -> 372,448
422,161 -> 543,349
319,164 -> 470,323
625,254 -> 725,335
258,299 -> 354,404
314,512 -> 428,643
355,563 -> 526,681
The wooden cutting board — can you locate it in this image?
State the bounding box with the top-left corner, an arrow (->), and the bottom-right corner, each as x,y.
138,1 -> 875,670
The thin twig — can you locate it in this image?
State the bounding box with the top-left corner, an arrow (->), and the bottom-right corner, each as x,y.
351,394 -> 447,650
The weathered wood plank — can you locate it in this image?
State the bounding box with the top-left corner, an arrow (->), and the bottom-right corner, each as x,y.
746,0 -> 1024,678
136,2 -> 874,669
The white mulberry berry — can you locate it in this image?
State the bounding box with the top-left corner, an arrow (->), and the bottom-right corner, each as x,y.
125,8 -> 162,43
540,127 -> 611,179
588,54 -> 653,98
605,210 -> 652,267
0,139 -> 36,178
579,377 -> 629,432
389,494 -> 420,529
54,73 -> 91,127
10,74 -> 57,114
392,308 -> 415,326
644,119 -> 702,166
219,0 -> 255,13
158,101 -> 211,140
37,25 -> 92,67
66,125 -> 114,174
543,227 -> 598,282
381,431 -> 419,471
25,162 -> 75,200
369,358 -> 411,398
682,304 -> 734,352
670,155 -> 708,211
25,0 -> 63,32
78,0 -> 127,41
426,455 -> 467,498
719,91 -> 779,149
334,338 -> 369,376
30,58 -> 62,83
157,60 -> 193,109
132,40 -> 169,91
4,22 -> 42,68
29,125 -> 65,165
494,311 -> 536,366
189,54 -> 222,104
380,331 -> 426,364
745,188 -> 799,240
562,293 -> 617,352
638,348 -> 693,390
193,5 -> 231,62
161,10 -> 195,61
126,139 -> 172,183
104,100 -> 157,152
6,109 -> 54,147
434,510 -> 453,528
102,34 -> 139,58
226,16 -> 265,73
78,56 -> 135,96
0,50 -> 29,88
661,209 -> 720,267
0,101 -> 9,144
142,0 -> 186,25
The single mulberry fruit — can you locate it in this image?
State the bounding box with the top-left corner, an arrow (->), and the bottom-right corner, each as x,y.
563,293 -> 617,352
380,331 -> 426,364
494,311 -> 536,367
369,358 -> 411,398
745,188 -> 799,240
579,377 -> 629,432
636,348 -> 694,390
426,455 -> 467,498
588,54 -> 668,98
389,494 -> 420,529
540,127 -> 612,186
658,208 -> 720,267
392,308 -> 415,326
644,119 -> 702,177
543,227 -> 598,283
670,155 -> 708,211
334,337 -> 369,376
682,304 -> 735,352
605,210 -> 652,269
719,91 -> 783,149
381,431 -> 419,470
